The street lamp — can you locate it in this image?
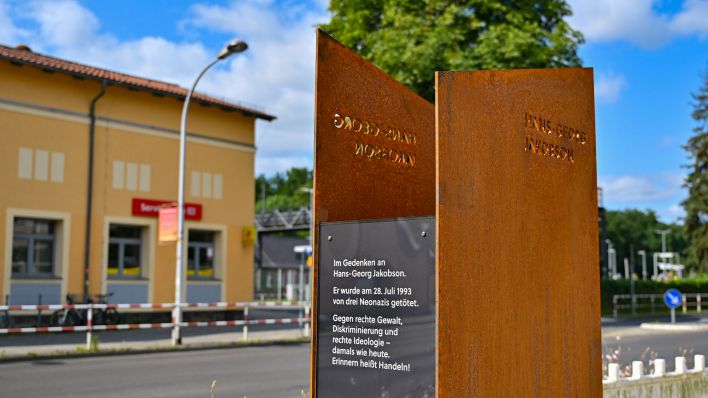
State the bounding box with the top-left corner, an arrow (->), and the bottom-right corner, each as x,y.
172,39 -> 248,346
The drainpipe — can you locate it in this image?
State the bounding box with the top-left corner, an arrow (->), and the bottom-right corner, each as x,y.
83,80 -> 107,301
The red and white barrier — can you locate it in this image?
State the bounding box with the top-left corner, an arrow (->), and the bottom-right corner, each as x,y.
0,301 -> 311,349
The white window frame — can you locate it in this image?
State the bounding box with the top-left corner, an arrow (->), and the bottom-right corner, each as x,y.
4,209 -> 70,304
101,216 -> 155,303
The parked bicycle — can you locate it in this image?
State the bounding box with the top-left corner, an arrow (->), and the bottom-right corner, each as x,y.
50,294 -> 84,326
50,293 -> 120,326
0,307 -> 12,328
93,292 -> 120,325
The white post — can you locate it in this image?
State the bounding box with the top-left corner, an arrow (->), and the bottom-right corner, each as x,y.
682,295 -> 687,314
674,356 -> 686,374
624,258 -> 630,279
653,358 -> 665,377
698,295 -> 702,313
303,303 -> 311,337
638,250 -> 647,280
671,308 -> 676,324
607,363 -> 619,383
86,304 -> 93,350
277,268 -> 282,301
299,263 -> 304,303
630,361 -> 643,380
694,355 -> 705,372
243,305 -> 249,341
171,39 -> 249,345
173,57 -> 221,346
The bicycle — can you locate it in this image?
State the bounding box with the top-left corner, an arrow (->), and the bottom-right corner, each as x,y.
93,293 -> 120,325
0,308 -> 12,329
50,294 -> 85,326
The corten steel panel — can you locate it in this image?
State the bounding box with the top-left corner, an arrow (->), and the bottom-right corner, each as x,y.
312,30 -> 435,397
436,69 -> 601,397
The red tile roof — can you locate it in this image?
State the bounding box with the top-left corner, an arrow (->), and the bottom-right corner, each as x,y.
0,44 -> 275,121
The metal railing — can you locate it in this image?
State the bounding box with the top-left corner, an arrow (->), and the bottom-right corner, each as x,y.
0,300 -> 311,350
612,293 -> 706,318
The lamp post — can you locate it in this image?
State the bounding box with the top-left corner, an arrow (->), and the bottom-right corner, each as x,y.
637,250 -> 647,280
605,239 -> 615,279
301,187 -> 313,303
655,229 -> 670,253
172,39 -> 248,346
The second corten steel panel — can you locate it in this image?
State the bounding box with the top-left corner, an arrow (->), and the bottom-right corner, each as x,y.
312,30 -> 435,397
436,69 -> 601,397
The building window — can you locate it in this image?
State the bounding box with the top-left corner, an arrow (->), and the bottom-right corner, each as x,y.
188,230 -> 215,279
12,218 -> 56,278
107,224 -> 142,279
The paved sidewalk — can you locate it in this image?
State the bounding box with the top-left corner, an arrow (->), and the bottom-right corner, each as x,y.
0,328 -> 309,360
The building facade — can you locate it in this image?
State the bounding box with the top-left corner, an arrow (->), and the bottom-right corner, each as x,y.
0,44 -> 274,305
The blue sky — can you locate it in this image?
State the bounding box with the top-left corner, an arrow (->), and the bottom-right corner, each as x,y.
0,0 -> 706,222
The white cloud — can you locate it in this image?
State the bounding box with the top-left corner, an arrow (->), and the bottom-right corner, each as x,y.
670,0 -> 708,38
28,0 -> 99,48
595,72 -> 627,103
660,204 -> 686,223
568,0 -> 708,48
599,173 -> 684,203
185,0 -> 329,175
0,0 -> 25,43
599,173 -> 687,222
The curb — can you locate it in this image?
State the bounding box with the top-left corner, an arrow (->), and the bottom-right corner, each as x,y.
640,322 -> 708,332
0,336 -> 310,364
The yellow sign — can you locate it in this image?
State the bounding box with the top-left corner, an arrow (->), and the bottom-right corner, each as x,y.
242,226 -> 256,246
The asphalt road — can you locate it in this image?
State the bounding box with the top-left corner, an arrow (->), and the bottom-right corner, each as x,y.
0,344 -> 310,398
601,318 -> 708,368
1,321 -> 706,397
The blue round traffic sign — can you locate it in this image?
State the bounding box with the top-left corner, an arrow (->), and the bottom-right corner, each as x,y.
663,289 -> 683,309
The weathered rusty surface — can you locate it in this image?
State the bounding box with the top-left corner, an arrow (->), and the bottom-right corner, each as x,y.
435,69 -> 602,397
311,30 -> 435,397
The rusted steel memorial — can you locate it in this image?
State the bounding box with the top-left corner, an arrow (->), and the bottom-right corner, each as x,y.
311,29 -> 601,397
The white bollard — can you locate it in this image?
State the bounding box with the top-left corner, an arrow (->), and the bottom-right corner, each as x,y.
607,363 -> 620,383
86,304 -> 93,350
242,306 -> 249,342
697,295 -> 702,313
653,358 -> 666,377
675,356 -> 687,374
694,355 -> 705,372
631,361 -> 643,380
303,304 -> 311,337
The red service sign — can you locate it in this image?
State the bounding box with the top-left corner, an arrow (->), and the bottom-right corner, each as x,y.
132,198 -> 202,220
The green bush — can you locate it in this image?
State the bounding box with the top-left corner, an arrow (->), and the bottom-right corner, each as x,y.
600,277 -> 708,315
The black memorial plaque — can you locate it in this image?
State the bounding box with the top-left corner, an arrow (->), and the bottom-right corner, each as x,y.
316,217 -> 435,398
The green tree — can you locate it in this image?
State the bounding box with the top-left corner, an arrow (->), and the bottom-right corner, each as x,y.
682,66 -> 708,273
605,209 -> 688,274
322,0 -> 584,101
255,167 -> 313,211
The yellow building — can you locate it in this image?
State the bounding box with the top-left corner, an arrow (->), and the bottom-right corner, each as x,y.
0,44 -> 274,306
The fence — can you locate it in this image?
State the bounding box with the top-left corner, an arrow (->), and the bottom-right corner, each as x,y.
612,293 -> 706,318
0,301 -> 311,350
604,355 -> 707,397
